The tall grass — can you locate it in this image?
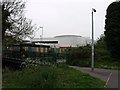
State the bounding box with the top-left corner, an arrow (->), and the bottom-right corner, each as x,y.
3,65 -> 105,88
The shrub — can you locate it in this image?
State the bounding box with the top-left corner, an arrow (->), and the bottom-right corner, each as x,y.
95,35 -> 112,61
64,45 -> 91,65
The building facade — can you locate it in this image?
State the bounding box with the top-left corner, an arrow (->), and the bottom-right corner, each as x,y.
31,35 -> 91,48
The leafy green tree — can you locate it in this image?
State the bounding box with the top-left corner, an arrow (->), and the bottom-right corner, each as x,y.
95,35 -> 106,48
95,35 -> 111,61
104,1 -> 120,59
2,0 -> 36,46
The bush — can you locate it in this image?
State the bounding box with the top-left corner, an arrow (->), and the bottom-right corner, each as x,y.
64,45 -> 91,65
63,35 -> 119,70
95,35 -> 112,61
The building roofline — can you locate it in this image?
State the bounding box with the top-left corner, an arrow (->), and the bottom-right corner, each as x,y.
54,35 -> 82,38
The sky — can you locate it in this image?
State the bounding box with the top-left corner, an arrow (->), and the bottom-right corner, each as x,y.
24,0 -> 115,40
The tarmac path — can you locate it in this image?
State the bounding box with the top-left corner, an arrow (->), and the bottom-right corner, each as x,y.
69,66 -> 119,88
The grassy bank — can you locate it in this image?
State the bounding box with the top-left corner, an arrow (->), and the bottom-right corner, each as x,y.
95,59 -> 119,70
3,64 -> 105,88
67,59 -> 120,70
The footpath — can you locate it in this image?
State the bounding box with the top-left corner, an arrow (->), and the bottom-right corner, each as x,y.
69,66 -> 119,88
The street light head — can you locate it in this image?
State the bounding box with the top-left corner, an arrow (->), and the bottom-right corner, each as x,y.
92,8 -> 96,12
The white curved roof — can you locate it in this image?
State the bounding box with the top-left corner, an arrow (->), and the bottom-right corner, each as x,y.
54,35 -> 81,38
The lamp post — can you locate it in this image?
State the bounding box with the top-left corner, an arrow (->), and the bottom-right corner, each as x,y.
91,8 -> 96,71
40,27 -> 43,40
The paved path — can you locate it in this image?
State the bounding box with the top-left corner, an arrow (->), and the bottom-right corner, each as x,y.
69,66 -> 119,88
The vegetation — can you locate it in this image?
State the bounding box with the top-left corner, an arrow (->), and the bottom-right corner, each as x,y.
2,0 -> 37,46
94,35 -> 119,70
95,35 -> 110,61
104,1 -> 120,59
65,44 -> 91,66
3,65 -> 105,88
64,35 -> 120,70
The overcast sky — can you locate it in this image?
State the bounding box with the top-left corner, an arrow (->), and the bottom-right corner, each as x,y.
24,0 -> 115,40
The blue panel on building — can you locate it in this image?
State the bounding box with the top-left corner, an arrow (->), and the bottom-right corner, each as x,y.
28,47 -> 32,51
57,48 -> 60,53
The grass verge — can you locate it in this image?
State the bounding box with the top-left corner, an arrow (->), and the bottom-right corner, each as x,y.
67,59 -> 120,70
2,64 -> 105,88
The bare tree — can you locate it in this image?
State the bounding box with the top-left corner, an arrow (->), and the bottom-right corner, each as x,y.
2,0 -> 36,45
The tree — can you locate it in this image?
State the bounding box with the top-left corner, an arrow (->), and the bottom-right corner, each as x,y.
95,34 -> 107,49
104,1 -> 120,59
2,0 -> 36,46
95,35 -> 111,61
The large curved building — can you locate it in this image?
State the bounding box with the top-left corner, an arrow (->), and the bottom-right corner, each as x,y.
31,35 -> 91,48
54,35 -> 91,47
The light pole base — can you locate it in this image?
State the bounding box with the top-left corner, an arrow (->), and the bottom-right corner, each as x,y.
91,67 -> 94,71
